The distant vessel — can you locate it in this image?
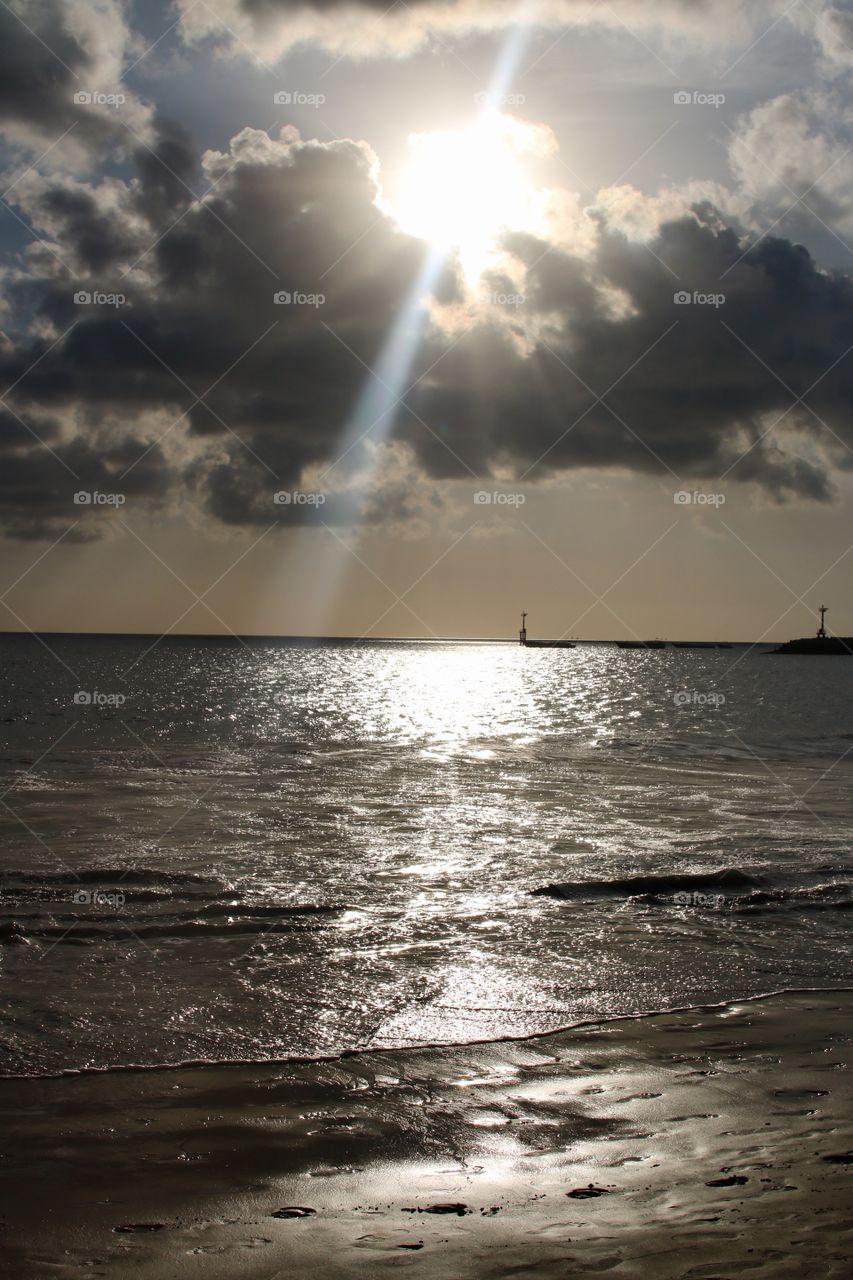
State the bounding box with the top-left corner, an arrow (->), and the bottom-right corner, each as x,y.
771,604 -> 853,655
519,613 -> 576,649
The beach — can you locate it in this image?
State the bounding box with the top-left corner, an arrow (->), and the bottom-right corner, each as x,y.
5,0 -> 853,1269
2,988 -> 851,1279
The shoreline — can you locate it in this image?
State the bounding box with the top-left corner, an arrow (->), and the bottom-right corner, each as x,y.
3,983 -> 852,1081
1,989 -> 851,1278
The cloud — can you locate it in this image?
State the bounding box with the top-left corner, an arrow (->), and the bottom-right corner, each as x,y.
173,0 -> 782,61
3,118 -> 853,542
0,0 -> 152,164
0,126 -> 444,535
726,91 -> 853,250
0,405 -> 172,541
433,211 -> 853,493
792,2 -> 853,68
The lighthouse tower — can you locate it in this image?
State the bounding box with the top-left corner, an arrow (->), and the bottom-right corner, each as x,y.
817,604 -> 828,639
519,612 -> 527,645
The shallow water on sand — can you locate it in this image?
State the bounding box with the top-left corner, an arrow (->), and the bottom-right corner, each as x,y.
1,635 -> 851,1075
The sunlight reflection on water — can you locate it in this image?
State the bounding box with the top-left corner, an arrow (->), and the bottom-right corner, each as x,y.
1,637 -> 852,1074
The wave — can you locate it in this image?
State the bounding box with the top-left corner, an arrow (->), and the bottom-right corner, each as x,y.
603,733 -> 853,764
533,868 -> 853,914
1,867 -> 229,889
533,868 -> 761,900
0,903 -> 340,945
730,883 -> 853,914
0,866 -> 341,945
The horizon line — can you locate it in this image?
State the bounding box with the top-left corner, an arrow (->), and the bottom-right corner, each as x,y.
0,629 -> 769,645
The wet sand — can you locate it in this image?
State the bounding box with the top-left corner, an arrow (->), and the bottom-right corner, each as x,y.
1,989 -> 851,1279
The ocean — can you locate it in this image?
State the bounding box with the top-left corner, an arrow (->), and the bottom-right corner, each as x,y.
1,634 -> 851,1077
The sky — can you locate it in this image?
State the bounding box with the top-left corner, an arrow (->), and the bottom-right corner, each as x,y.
2,0 -> 853,641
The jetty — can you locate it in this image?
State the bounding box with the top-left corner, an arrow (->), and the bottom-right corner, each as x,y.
771,605 -> 853,655
516,615 -> 736,650
519,613 -> 576,649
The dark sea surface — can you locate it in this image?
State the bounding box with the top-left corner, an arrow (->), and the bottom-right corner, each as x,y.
1,634 -> 851,1076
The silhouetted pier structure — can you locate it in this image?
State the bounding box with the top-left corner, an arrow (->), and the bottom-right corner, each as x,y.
518,613 -> 576,649
771,604 -> 853,654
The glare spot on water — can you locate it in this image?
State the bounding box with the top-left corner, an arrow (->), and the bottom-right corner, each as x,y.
2,637 -> 853,1074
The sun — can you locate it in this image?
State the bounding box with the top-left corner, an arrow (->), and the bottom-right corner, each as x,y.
392,111 -> 542,279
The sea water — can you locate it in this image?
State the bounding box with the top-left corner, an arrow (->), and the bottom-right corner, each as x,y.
1,635 -> 851,1076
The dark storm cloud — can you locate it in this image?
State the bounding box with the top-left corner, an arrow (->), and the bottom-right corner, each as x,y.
36,186 -> 139,273
398,213 -> 853,497
0,0 -> 148,154
0,129 -> 441,535
0,411 -> 172,541
0,406 -> 60,450
131,119 -> 200,226
3,125 -> 853,540
0,1 -> 94,137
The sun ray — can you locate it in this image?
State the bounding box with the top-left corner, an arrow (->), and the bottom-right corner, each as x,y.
280,17 -> 537,632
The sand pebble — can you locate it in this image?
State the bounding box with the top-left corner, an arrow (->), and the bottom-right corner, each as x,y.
402,1203 -> 470,1216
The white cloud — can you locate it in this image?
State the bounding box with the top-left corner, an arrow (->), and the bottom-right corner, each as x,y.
173,0 -> 787,63
727,90 -> 853,236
